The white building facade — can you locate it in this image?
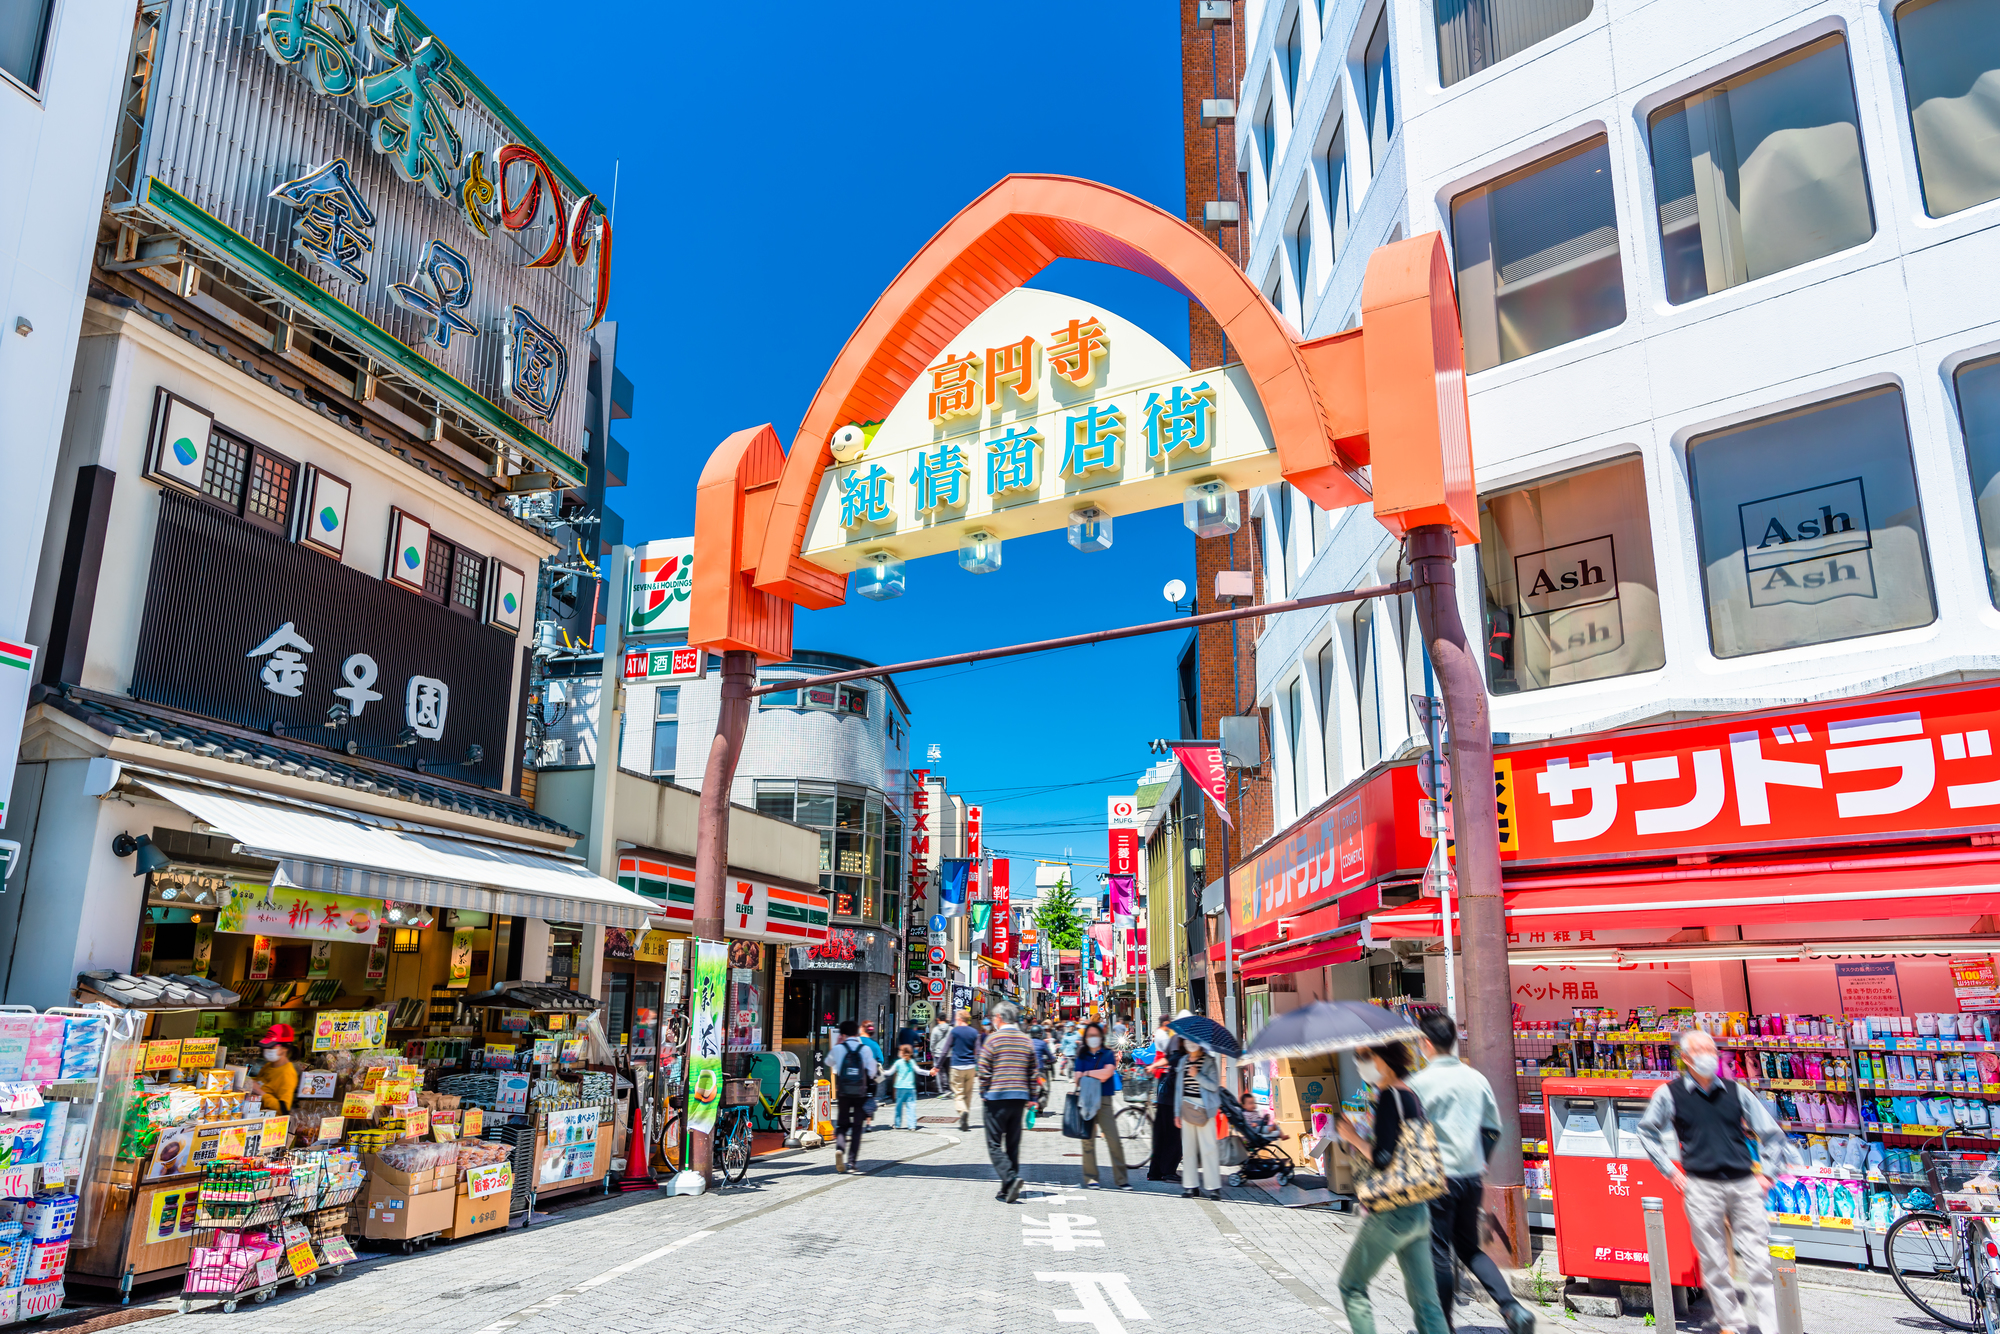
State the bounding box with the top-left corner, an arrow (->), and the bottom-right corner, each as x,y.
1232,0 -> 2000,823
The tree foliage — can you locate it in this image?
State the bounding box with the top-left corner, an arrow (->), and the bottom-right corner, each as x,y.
1033,875 -> 1086,950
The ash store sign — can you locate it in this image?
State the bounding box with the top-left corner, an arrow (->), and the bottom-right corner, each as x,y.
131,491 -> 514,787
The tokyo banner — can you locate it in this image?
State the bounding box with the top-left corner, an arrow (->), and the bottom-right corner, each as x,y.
992,859 -> 1012,964
939,859 -> 972,918
1172,745 -> 1232,827
687,941 -> 727,1142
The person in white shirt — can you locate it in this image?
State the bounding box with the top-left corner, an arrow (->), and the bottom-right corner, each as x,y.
825,1019 -> 880,1174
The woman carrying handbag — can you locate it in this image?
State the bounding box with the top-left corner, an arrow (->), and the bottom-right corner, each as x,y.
1333,1043 -> 1450,1334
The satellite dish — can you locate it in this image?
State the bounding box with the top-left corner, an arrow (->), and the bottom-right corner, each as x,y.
1163,579 -> 1187,603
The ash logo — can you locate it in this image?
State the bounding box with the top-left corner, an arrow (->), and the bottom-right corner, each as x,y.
1515,535 -> 1625,666
1738,477 -> 1876,606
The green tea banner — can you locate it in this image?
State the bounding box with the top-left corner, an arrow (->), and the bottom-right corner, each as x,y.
687,940 -> 727,1141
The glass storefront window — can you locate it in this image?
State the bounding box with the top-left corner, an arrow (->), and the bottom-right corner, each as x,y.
1687,386 -> 1935,657
1451,136 -> 1625,372
754,782 -> 793,822
1650,35 -> 1873,304
1954,355 -> 2000,604
750,779 -> 899,923
1479,455 -> 1666,693
1897,0 -> 2000,218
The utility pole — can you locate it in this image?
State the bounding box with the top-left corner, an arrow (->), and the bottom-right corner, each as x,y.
690,647 -> 755,1184
1407,525 -> 1526,1267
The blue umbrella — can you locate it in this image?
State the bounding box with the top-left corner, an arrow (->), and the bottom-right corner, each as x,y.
1168,1013 -> 1242,1057
1242,1001 -> 1422,1060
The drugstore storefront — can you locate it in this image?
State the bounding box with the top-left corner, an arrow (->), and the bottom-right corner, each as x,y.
1364,680 -> 2000,1268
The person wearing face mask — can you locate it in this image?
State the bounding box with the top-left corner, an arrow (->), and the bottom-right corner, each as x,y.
250,1023 -> 298,1113
1072,1023 -> 1131,1189
1333,1044 -> 1449,1334
1175,1035 -> 1224,1199
1635,1029 -> 1794,1334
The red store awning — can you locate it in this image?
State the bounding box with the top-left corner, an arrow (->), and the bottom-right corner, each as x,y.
1240,928 -> 1366,979
1368,849 -> 2000,938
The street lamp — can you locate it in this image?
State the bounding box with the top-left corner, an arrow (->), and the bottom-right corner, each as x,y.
1182,478 -> 1240,537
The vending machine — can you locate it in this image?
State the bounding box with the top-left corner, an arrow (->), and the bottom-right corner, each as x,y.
1543,1078 -> 1702,1287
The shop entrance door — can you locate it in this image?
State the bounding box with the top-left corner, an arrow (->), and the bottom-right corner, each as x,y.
783,972 -> 858,1071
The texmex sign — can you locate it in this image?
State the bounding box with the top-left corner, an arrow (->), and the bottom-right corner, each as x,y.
1231,681 -> 2000,936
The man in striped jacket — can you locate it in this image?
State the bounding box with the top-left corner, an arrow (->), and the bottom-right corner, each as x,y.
977,1001 -> 1037,1202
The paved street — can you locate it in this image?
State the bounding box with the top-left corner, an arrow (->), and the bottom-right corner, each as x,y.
115,1080 -> 1945,1334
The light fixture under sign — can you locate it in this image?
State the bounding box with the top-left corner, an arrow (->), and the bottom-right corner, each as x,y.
391,927 -> 422,953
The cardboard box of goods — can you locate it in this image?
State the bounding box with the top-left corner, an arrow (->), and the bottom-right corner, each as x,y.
443,1187 -> 506,1240
1270,1076 -> 1337,1123
1280,1053 -> 1342,1078
363,1155 -> 456,1195
361,1190 -> 453,1240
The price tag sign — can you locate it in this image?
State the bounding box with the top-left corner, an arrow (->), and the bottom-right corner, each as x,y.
142,1040 -> 183,1071
177,1037 -> 219,1068
315,1116 -> 344,1143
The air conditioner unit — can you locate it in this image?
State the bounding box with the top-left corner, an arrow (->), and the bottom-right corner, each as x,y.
1203,201 -> 1240,227
1197,1 -> 1233,28
1199,99 -> 1236,127
538,738 -> 567,768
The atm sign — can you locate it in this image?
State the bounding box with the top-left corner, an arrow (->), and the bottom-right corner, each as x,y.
623,646 -> 706,682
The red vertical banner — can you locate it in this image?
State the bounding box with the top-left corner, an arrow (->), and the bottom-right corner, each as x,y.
966,805 -> 982,860
1171,746 -> 1232,827
991,859 -> 1011,964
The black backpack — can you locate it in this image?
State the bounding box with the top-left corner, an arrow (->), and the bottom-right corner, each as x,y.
835,1042 -> 869,1097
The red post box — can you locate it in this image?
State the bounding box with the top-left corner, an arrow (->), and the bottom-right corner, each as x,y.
1544,1078 -> 1703,1287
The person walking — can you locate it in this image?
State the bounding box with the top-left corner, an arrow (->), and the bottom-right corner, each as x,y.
1059,1025 -> 1081,1079
884,1043 -> 921,1130
1146,1023 -> 1184,1182
1333,1043 -> 1451,1334
947,1009 -> 982,1131
826,1019 -> 879,1174
978,1001 -> 1039,1202
1408,1014 -> 1535,1334
1176,1036 -> 1224,1200
1636,1029 -> 1794,1334
1073,1022 -> 1131,1190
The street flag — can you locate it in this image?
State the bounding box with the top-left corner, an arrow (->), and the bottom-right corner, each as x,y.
970,903 -> 991,938
939,858 -> 972,918
1108,874 -> 1137,926
1171,743 -> 1232,828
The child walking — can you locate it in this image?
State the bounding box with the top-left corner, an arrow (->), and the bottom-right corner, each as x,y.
886,1043 -> 921,1130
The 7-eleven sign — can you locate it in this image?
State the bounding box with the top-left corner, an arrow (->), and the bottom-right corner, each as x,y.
0,640 -> 34,829
625,538 -> 694,635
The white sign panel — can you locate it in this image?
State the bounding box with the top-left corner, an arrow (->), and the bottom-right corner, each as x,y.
800,288 -> 1279,572
626,538 -> 694,637
1107,795 -> 1141,829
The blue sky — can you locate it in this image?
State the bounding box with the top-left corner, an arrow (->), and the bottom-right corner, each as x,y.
423,0 -> 1197,874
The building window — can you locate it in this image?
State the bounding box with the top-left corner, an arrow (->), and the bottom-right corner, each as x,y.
756,779 -> 893,922
1363,11 -> 1394,170
423,536 -> 454,602
1315,639 -> 1339,790
1649,35 -> 1873,305
1954,356 -> 2000,605
1687,386 -> 1935,658
0,0 -> 55,93
1285,676 -> 1309,816
1352,606 -> 1382,769
198,429 -> 297,533
651,686 -> 679,778
1283,10 -> 1304,104
1896,0 -> 2000,218
758,677 -> 801,708
1478,455 -> 1666,693
1436,0 -> 1593,88
1451,135 -> 1625,373
1260,102 -> 1277,195
1292,206 -> 1314,309
1321,121 -> 1351,262
451,547 -> 484,615
837,684 -> 869,718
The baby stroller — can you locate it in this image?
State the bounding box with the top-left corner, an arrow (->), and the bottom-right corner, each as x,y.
1218,1087 -> 1295,1187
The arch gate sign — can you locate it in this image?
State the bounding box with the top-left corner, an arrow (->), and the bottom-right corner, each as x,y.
675,175 -> 1510,1226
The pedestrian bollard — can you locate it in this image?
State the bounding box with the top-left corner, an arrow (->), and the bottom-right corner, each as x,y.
1642,1197 -> 1675,1327
1770,1235 -> 1804,1334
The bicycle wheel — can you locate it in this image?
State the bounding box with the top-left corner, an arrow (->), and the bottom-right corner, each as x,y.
722,1120 -> 752,1185
656,1110 -> 684,1176
1886,1209 -> 1980,1331
1116,1104 -> 1153,1168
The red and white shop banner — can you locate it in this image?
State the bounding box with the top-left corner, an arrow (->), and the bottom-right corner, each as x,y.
1172,745 -> 1231,828
966,805 -> 982,860
991,858 -> 1012,965
1497,681 -> 2000,865
1369,849 -> 2000,938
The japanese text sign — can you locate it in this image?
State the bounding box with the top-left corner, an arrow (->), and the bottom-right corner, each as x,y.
1498,682 -> 2000,865
220,884 -> 382,945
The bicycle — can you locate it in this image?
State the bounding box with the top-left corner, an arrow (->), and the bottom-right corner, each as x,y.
654,1102 -> 754,1186
1885,1208 -> 2000,1332
1115,1071 -> 1155,1168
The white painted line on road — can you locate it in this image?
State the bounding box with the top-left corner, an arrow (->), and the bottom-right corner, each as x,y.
462,1230 -> 715,1334
1022,1212 -> 1105,1250
1036,1273 -> 1150,1333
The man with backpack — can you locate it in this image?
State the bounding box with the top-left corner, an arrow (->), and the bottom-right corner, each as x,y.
826,1019 -> 879,1174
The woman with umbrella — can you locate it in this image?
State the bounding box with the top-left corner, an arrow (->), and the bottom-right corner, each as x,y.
1244,1002 -> 1449,1334
1144,1018 -> 1185,1182
1167,1013 -> 1237,1200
